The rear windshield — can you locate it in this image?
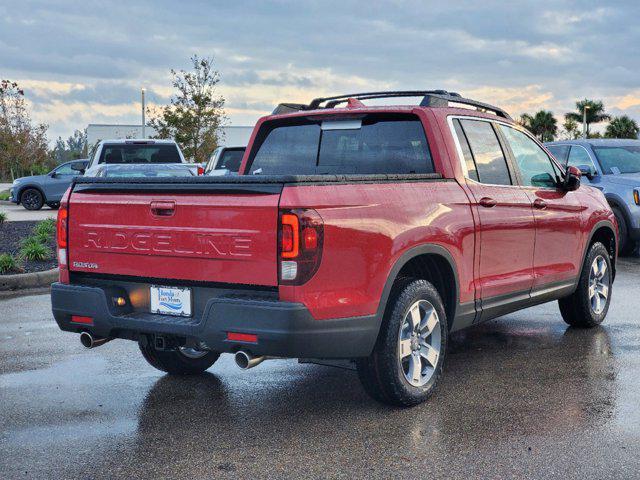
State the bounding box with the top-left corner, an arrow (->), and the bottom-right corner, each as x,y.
218,148 -> 245,172
247,114 -> 433,175
99,144 -> 182,165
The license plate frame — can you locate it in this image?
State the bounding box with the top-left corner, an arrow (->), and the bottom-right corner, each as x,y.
150,285 -> 192,317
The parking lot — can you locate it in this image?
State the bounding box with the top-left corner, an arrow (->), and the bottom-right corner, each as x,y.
0,257 -> 638,479
0,201 -> 58,222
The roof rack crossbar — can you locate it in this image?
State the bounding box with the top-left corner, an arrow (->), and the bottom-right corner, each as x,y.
272,90 -> 511,119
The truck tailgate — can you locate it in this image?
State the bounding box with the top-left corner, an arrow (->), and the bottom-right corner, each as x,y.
67,182 -> 281,286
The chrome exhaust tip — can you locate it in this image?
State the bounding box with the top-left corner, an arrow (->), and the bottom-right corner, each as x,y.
234,350 -> 266,370
79,331 -> 111,349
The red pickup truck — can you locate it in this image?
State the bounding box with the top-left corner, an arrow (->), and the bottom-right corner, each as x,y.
51,91 -> 617,406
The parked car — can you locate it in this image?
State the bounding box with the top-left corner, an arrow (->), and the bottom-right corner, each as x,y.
9,159 -> 88,210
93,164 -> 195,178
84,139 -> 194,176
205,145 -> 246,174
51,91 -> 617,406
546,139 -> 640,255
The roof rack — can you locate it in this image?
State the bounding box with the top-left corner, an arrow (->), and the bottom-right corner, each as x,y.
272,90 -> 511,119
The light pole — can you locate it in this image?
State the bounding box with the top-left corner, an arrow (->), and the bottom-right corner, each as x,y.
141,87 -> 146,138
582,104 -> 590,138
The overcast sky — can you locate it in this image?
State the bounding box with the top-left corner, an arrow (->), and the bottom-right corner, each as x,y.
1,0 -> 639,141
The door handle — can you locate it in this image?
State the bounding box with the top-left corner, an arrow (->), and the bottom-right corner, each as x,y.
150,201 -> 176,217
533,199 -> 548,210
479,197 -> 497,208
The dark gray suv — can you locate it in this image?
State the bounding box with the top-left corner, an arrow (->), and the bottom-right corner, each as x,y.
545,139 -> 640,254
9,159 -> 88,210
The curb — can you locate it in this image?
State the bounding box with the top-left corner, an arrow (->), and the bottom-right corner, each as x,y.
0,268 -> 58,292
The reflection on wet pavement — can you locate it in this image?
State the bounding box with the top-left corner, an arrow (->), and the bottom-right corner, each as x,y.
1,259 -> 640,479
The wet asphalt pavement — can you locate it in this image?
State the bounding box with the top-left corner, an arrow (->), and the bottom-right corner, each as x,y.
1,259 -> 640,479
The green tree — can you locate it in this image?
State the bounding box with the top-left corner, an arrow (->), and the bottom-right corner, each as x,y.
560,118 -> 581,140
52,129 -> 88,164
149,55 -> 227,163
605,115 -> 639,139
564,99 -> 610,137
518,110 -> 558,142
0,80 -> 50,180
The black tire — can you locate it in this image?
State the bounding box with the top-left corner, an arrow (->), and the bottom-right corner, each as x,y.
559,242 -> 612,328
356,278 -> 448,407
20,188 -> 44,210
139,342 -> 220,375
612,207 -> 634,256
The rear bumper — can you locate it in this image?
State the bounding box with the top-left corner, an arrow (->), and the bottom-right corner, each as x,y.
51,282 -> 379,359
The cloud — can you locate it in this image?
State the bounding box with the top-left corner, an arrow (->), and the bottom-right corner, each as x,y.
1,0 -> 639,142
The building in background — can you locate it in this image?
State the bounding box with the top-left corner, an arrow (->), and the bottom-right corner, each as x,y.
86,124 -> 254,155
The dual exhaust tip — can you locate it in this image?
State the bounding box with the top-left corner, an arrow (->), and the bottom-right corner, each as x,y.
80,333 -> 266,371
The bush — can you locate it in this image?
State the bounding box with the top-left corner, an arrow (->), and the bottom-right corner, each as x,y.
0,190 -> 9,201
33,218 -> 56,239
0,211 -> 6,225
0,253 -> 19,274
19,238 -> 51,261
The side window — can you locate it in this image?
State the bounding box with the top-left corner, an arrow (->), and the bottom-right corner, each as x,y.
567,146 -> 596,173
54,163 -> 76,176
452,119 -> 479,181
499,125 -> 559,188
546,145 -> 569,165
459,119 -> 512,185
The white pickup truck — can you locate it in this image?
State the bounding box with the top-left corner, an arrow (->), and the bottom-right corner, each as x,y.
84,139 -> 200,176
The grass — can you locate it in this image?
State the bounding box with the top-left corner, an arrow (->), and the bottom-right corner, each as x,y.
0,211 -> 6,225
33,218 -> 56,242
0,253 -> 20,274
19,239 -> 51,261
0,190 -> 9,201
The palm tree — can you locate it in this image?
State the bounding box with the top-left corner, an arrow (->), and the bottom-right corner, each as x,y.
519,110 -> 558,142
605,115 -> 639,139
565,99 -> 610,136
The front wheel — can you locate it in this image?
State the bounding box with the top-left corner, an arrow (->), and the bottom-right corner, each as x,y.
20,188 -> 44,210
612,207 -> 634,256
139,342 -> 220,375
559,242 -> 613,328
357,279 -> 448,407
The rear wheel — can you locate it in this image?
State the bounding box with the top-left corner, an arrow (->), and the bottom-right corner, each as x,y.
559,242 -> 612,328
357,279 -> 448,407
139,342 -> 220,375
20,188 -> 44,210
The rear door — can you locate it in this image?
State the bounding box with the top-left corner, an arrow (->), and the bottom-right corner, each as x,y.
67,183 -> 281,286
452,118 -> 536,309
498,126 -> 584,288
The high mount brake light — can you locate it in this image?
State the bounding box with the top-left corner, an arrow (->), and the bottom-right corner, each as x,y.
279,209 -> 323,285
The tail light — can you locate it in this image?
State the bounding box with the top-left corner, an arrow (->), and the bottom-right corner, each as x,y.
278,209 -> 323,285
197,166 -> 204,175
57,205 -> 69,283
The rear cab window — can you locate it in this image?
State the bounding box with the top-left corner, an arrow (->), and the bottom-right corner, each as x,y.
453,119 -> 512,185
99,144 -> 182,165
246,114 -> 434,175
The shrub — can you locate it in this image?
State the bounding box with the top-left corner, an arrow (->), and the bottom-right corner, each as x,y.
0,190 -> 9,201
33,218 -> 56,240
19,239 -> 51,261
0,211 -> 6,225
0,253 -> 19,274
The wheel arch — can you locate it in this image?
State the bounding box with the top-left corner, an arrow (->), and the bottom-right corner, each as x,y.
375,244 -> 461,332
585,220 -> 617,281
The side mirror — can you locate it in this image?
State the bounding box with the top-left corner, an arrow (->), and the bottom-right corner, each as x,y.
576,164 -> 595,180
71,163 -> 86,174
563,166 -> 581,192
